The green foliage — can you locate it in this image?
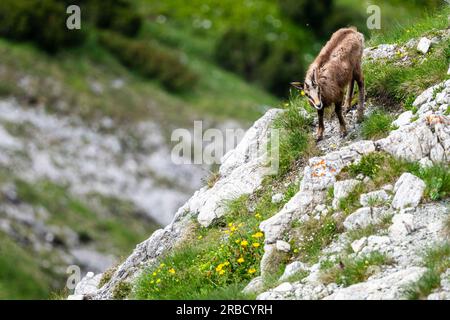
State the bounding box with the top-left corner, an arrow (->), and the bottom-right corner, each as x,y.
361,110 -> 395,140
278,0 -> 368,38
82,0 -> 142,37
404,242 -> 450,299
214,29 -> 305,96
99,32 -> 198,92
0,0 -> 85,52
413,164 -> 450,201
273,92 -> 315,177
320,251 -> 392,287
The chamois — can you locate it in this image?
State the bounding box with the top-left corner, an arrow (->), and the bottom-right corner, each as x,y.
292,27 -> 365,141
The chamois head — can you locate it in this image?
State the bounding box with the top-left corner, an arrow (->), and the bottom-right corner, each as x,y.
291,68 -> 323,110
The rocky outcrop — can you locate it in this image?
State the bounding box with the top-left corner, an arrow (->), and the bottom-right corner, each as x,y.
256,79 -> 450,300
83,108 -> 282,299
376,80 -> 450,163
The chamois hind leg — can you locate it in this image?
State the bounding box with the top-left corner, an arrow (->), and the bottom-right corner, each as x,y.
354,66 -> 365,123
344,79 -> 355,112
335,100 -> 347,138
317,108 -> 325,142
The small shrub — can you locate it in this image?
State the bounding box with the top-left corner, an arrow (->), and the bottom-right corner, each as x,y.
361,110 -> 395,140
112,281 -> 132,300
412,164 -> 450,201
0,0 -> 86,52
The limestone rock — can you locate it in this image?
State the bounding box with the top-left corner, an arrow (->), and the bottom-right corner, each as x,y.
324,267 -> 426,300
344,207 -> 388,230
351,237 -> 368,253
392,173 -> 425,210
242,276 -> 264,295
417,37 -> 431,54
392,111 -> 413,127
280,261 -> 308,282
74,272 -> 102,296
389,214 -> 415,239
276,240 -> 291,252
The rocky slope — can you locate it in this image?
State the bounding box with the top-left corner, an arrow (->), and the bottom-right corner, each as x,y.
70,35 -> 450,300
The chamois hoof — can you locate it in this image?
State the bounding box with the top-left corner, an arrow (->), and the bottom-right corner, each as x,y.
340,131 -> 348,139
316,136 -> 323,142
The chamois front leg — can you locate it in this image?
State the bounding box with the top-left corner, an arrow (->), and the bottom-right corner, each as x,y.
335,100 -> 347,138
354,67 -> 365,123
317,108 -> 325,142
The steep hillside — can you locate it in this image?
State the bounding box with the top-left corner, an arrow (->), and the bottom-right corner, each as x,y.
0,3 -> 276,299
69,11 -> 450,300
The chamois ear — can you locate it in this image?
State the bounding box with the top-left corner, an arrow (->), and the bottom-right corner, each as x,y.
313,69 -> 319,84
290,82 -> 303,90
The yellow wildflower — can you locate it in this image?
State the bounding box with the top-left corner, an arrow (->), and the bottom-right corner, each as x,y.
237,257 -> 245,264
152,272 -> 157,277
159,263 -> 166,268
248,268 -> 257,274
301,90 -> 305,96
240,240 -> 248,247
156,279 -> 161,284
224,261 -> 230,266
197,235 -> 203,240
230,226 -> 237,232
228,222 -> 233,227
219,269 -> 225,275
255,213 -> 262,219
235,239 -> 240,244
169,268 -> 176,274
216,264 -> 224,272
252,232 -> 264,239
252,242 -> 260,248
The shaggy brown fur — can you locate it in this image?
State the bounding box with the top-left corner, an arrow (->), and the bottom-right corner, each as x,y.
292,27 -> 365,141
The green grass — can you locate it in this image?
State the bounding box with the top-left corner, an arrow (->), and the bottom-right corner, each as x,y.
341,152 -> 450,201
368,5 -> 450,47
338,183 -> 365,216
0,231 -> 53,299
404,242 -> 450,300
273,92 -> 316,177
290,216 -> 341,264
320,251 -> 392,287
365,37 -> 450,108
361,110 -> 395,140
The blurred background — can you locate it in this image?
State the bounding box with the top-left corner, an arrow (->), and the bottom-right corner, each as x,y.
0,0 -> 444,299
